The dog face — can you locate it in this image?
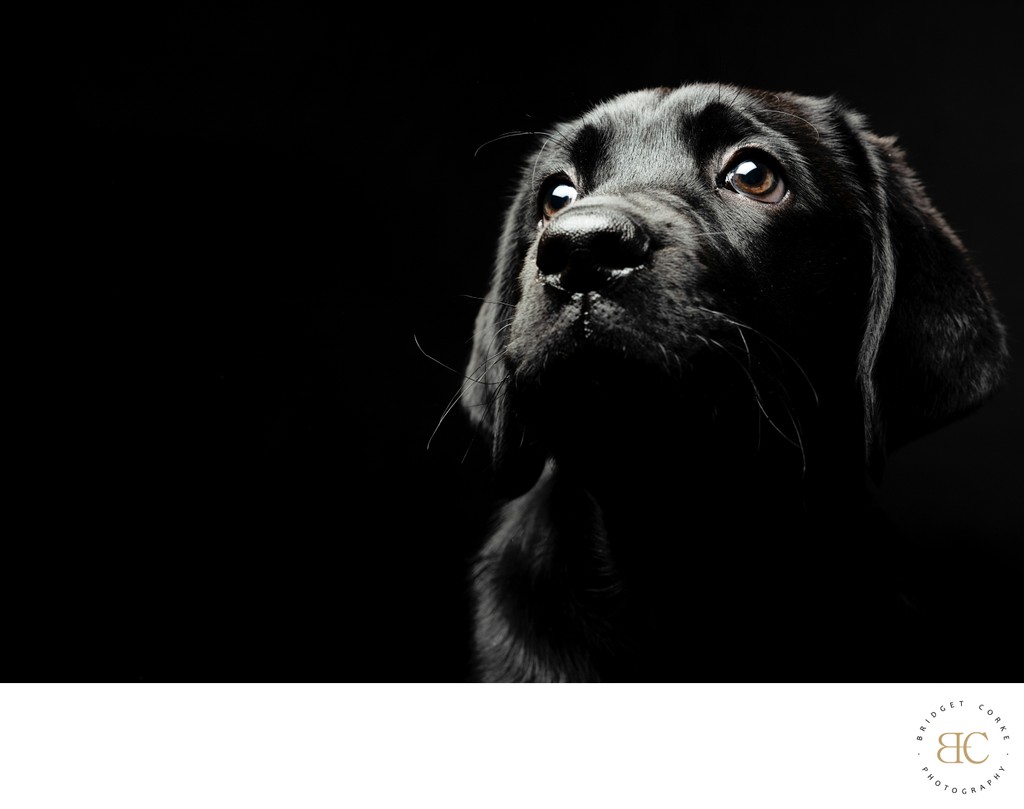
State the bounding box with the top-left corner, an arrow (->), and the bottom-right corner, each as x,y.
464,84 -> 1007,494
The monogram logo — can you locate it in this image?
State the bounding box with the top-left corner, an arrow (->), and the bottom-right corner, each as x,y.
914,700 -> 1012,797
936,731 -> 989,764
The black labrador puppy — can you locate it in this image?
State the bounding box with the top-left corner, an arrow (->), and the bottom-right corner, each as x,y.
461,83 -> 1008,682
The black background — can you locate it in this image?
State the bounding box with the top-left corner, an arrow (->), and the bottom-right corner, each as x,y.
64,2 -> 1022,682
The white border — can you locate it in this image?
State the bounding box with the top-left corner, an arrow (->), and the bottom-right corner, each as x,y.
1,683 -> 1020,808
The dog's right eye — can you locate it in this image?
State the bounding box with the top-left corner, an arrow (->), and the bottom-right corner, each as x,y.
540,180 -> 578,220
722,154 -> 787,204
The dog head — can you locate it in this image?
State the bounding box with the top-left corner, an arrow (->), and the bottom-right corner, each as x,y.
463,84 -> 1008,495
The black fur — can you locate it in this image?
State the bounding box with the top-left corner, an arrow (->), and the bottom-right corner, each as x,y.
461,84 -> 1009,682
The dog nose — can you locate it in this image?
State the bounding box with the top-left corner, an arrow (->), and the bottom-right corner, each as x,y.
536,207 -> 651,293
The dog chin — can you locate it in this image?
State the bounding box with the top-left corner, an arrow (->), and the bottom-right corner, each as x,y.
508,333 -> 721,463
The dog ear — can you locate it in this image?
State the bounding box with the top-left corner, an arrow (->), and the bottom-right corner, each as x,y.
853,123 -> 1009,472
463,179 -> 547,496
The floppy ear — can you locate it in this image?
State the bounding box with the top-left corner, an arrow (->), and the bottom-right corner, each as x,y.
854,125 -> 1009,472
463,178 -> 547,496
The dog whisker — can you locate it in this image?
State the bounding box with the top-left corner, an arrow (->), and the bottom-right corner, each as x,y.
459,293 -> 515,308
413,334 -> 465,377
782,405 -> 808,477
706,337 -> 774,449
473,130 -> 558,159
657,342 -> 670,372
656,342 -> 688,376
733,324 -> 753,374
692,305 -> 820,406
488,128 -> 573,188
763,104 -> 821,143
752,383 -> 806,458
426,347 -> 508,450
416,324 -> 512,453
703,331 -> 808,462
478,318 -> 514,351
541,127 -> 575,152
459,374 -> 511,465
529,129 -> 575,187
530,137 -> 551,189
467,314 -> 514,352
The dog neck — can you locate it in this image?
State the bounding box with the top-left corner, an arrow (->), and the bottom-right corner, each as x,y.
472,409 -> 902,680
472,448 -> 902,682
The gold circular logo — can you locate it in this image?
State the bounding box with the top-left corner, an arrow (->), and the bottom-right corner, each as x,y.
915,699 -> 1013,797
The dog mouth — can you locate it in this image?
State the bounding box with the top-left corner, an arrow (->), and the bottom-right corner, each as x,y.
507,290 -> 664,386
506,273 -> 714,383
502,280 -> 807,467
497,276 -> 816,495
507,297 -> 722,430
570,288 -> 626,341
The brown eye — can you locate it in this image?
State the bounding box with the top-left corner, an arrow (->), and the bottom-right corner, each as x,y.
541,180 -> 578,219
725,157 -> 786,203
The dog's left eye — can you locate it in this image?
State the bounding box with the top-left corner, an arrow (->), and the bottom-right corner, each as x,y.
540,180 -> 579,220
724,157 -> 786,203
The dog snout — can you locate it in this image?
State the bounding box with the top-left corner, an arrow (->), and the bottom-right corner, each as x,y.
536,206 -> 651,293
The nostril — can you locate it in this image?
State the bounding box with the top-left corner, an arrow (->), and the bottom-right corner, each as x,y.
536,208 -> 650,293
